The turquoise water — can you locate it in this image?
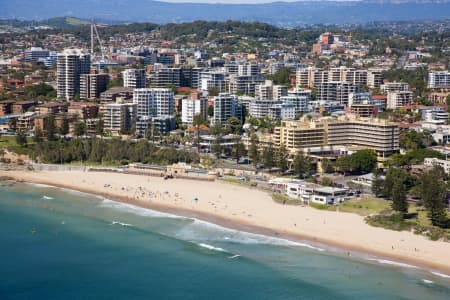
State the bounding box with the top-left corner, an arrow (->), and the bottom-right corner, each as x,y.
0,183 -> 449,300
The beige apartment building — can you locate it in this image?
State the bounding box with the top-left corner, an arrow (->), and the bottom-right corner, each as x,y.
272,115 -> 399,158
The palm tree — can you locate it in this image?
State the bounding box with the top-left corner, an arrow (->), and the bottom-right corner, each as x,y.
193,113 -> 206,153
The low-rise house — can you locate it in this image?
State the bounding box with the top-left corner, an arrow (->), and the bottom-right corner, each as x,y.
424,158 -> 450,174
286,180 -> 349,204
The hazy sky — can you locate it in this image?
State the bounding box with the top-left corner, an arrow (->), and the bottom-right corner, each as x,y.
162,0 -> 308,3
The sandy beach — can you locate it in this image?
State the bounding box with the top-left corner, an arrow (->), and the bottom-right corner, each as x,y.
2,169 -> 450,274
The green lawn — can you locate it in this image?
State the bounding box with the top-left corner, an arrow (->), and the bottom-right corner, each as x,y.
309,197 -> 391,216
338,197 -> 391,216
272,193 -> 302,205
0,136 -> 33,155
220,177 -> 255,187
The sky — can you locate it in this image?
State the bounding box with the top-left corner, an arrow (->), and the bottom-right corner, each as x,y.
162,1 -> 307,3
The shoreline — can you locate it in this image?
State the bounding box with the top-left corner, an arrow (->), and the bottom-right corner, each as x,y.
2,169 -> 450,277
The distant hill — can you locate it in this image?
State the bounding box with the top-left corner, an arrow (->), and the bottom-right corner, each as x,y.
2,0 -> 450,26
0,17 -> 124,29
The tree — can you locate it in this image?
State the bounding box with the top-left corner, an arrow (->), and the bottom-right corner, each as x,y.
336,149 -> 377,174
74,121 -> 86,137
417,167 -> 448,228
208,86 -> 219,97
226,117 -> 241,135
371,170 -> 385,197
33,127 -> 43,143
276,144 -> 289,172
59,116 -> 69,136
383,167 -> 409,198
107,78 -> 123,89
207,105 -> 214,117
15,130 -> 27,147
44,115 -> 56,141
95,118 -> 104,136
293,151 -> 311,179
263,143 -> 275,169
211,135 -> 222,158
249,132 -> 259,166
266,67 -> 290,86
193,113 -> 207,152
320,177 -> 335,187
320,158 -> 334,173
166,84 -> 178,94
391,180 -> 408,215
232,142 -> 245,164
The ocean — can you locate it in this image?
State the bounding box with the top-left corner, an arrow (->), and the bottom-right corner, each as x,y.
0,182 -> 449,300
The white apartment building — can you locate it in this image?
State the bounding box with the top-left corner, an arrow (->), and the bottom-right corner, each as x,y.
255,83 -> 272,100
273,85 -> 288,100
381,82 -> 409,93
348,92 -> 371,106
228,75 -> 265,95
25,47 -> 50,62
181,98 -> 208,126
428,71 -> 450,89
249,99 -> 281,118
200,71 -> 226,93
122,69 -> 146,88
424,158 -> 450,174
280,95 -> 310,115
255,81 -> 288,100
421,107 -> 449,122
213,93 -> 242,125
57,48 -> 91,101
133,88 -> 174,135
296,66 -> 328,88
238,63 -> 260,76
102,103 -> 137,136
288,88 -> 312,99
368,69 -> 383,89
297,66 -> 370,89
269,103 -> 296,120
317,81 -> 359,106
80,73 -> 109,100
387,91 -> 413,109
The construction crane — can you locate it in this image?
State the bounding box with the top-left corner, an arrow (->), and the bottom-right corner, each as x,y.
90,19 -> 106,60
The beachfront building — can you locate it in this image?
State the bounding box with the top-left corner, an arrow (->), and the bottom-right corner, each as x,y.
102,103 -> 137,136
273,115 -> 399,158
286,180 -> 349,204
122,69 -> 146,89
57,48 -> 91,101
